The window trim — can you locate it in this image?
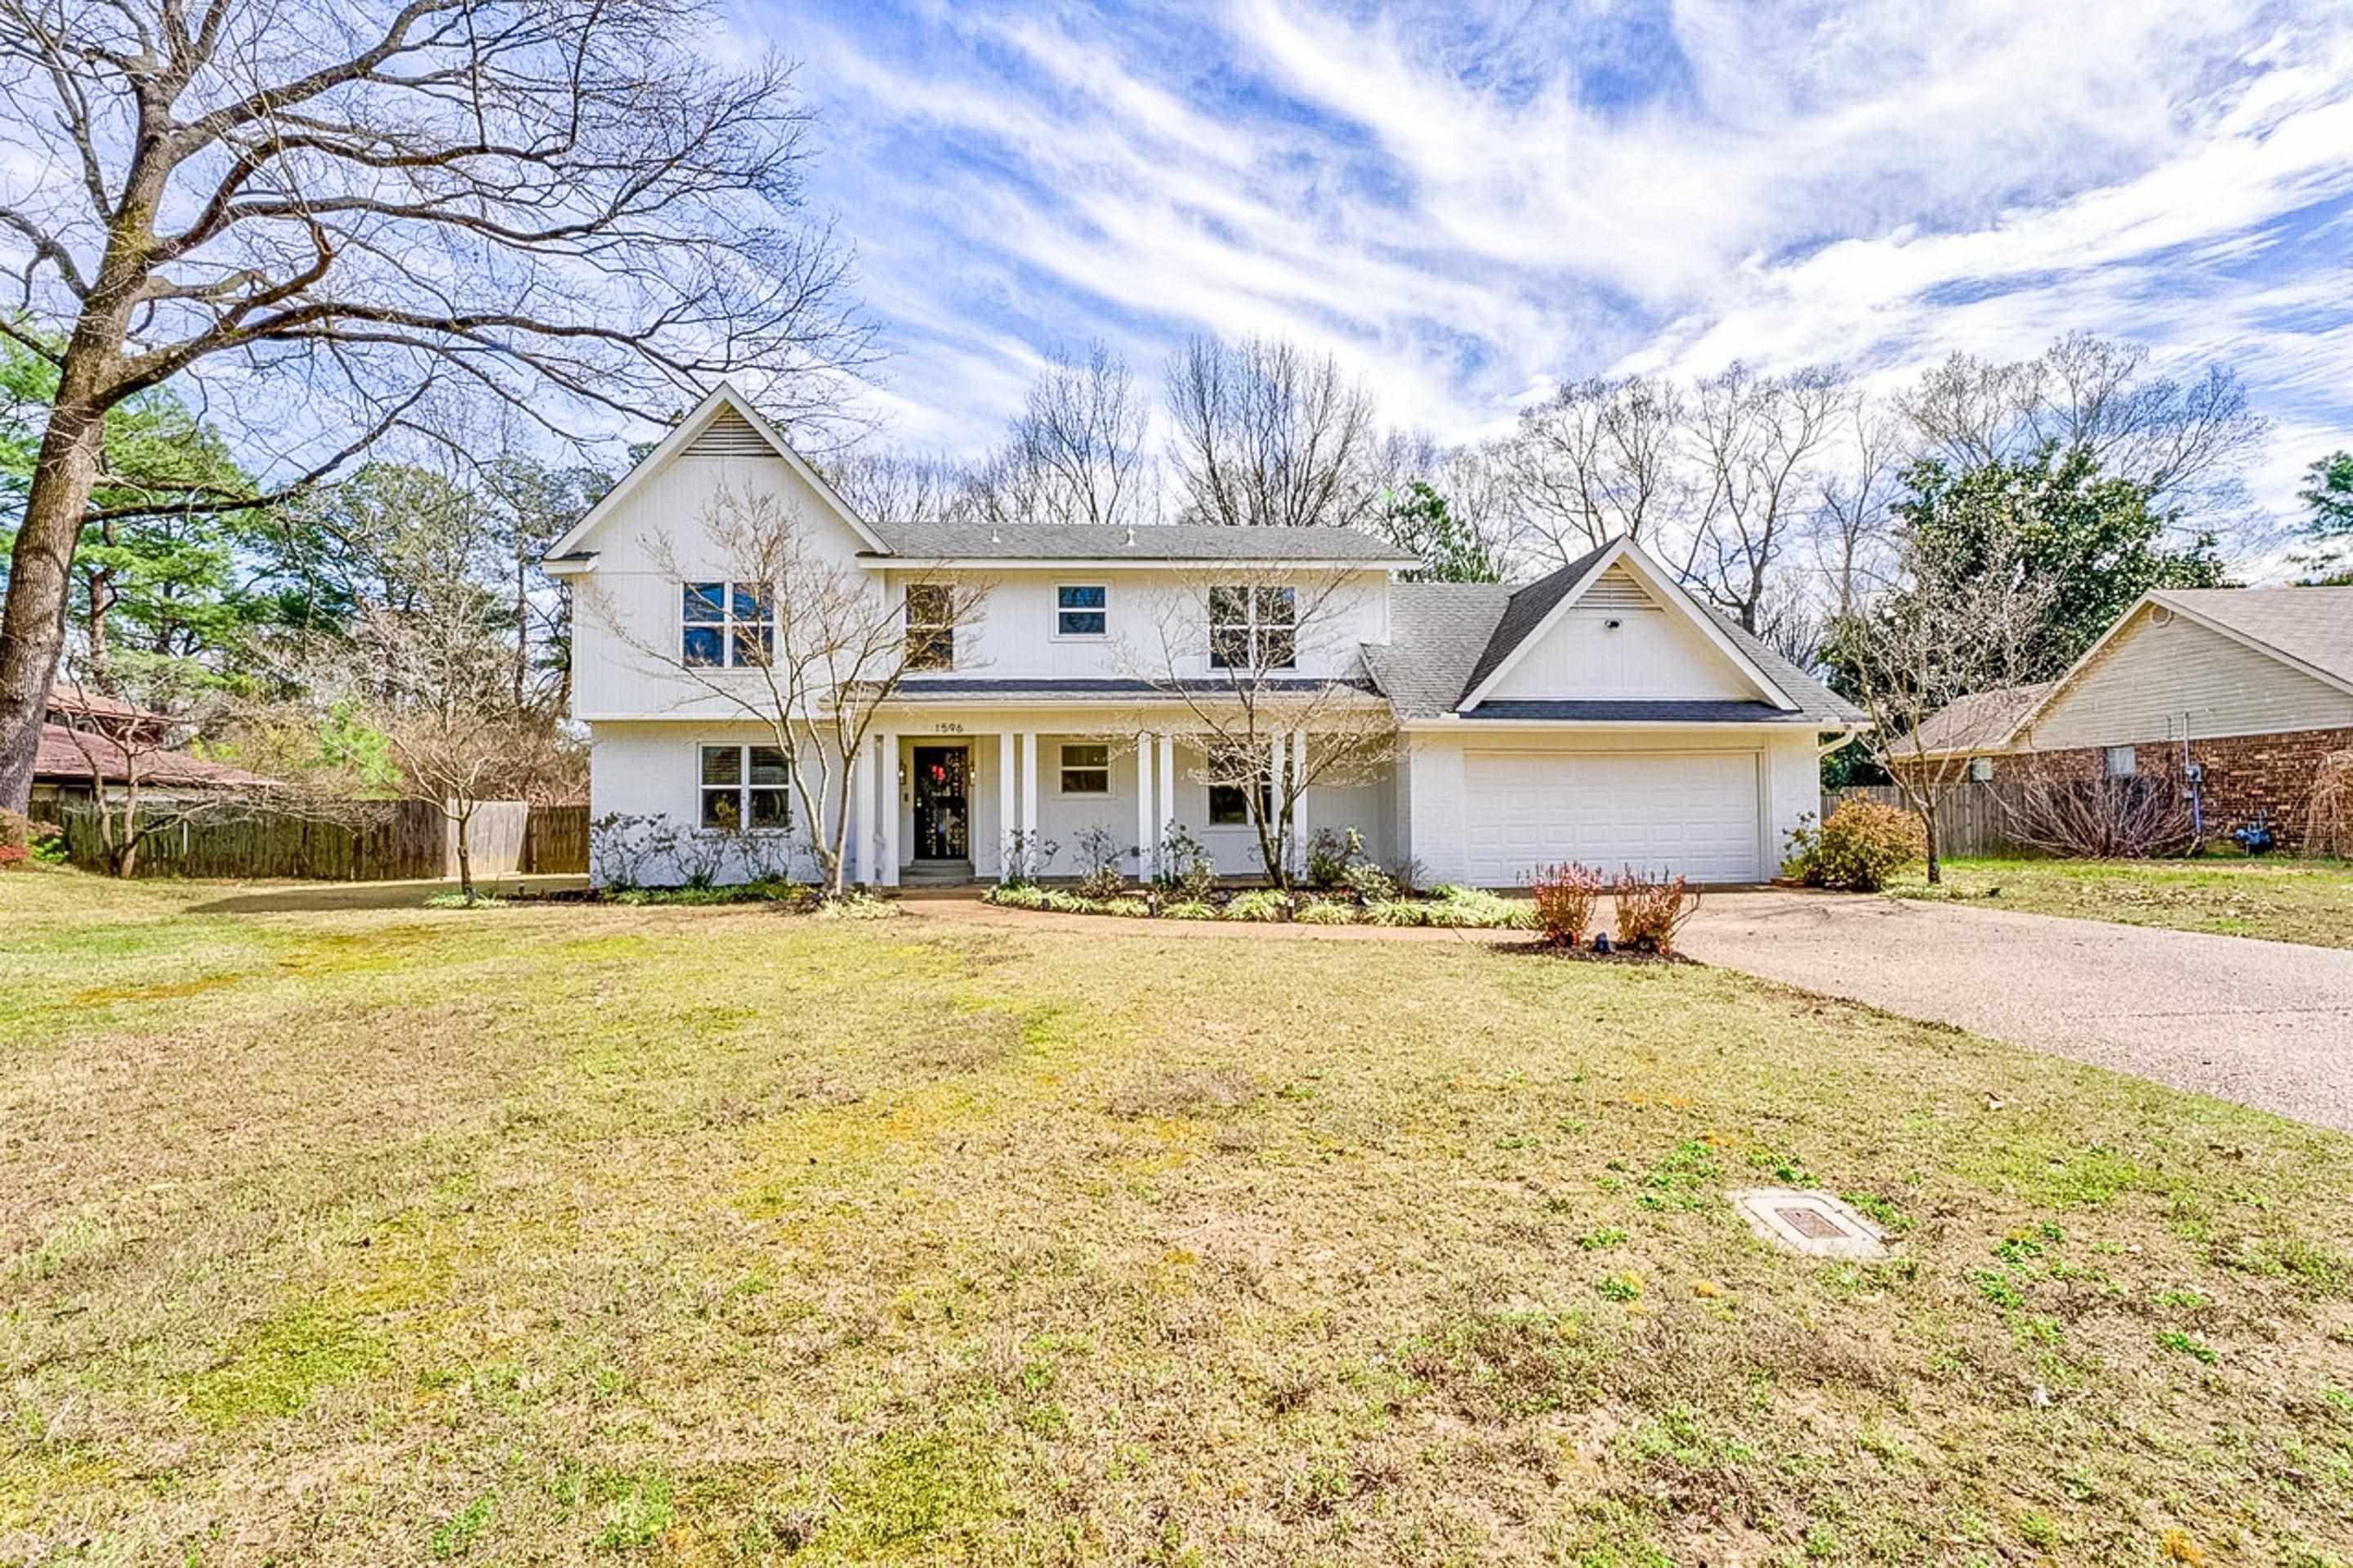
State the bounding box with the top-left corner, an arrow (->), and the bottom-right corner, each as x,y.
1207,584 -> 1297,671
1052,582 -> 1110,641
681,579 -> 773,670
698,742 -> 793,831
1056,741 -> 1112,797
904,582 -> 955,672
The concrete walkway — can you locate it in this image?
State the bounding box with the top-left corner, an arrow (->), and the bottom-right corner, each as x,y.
1681,891 -> 2353,1132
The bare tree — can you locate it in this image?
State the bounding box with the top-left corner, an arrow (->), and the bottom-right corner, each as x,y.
585,487 -> 987,896
1164,337 -> 1379,531
0,0 -> 873,811
1898,333 -> 2266,537
1114,566 -> 1398,891
1812,394 -> 1906,620
967,341 -> 1153,529
1497,375 -> 1684,565
823,449 -> 973,530
1678,364 -> 1853,638
1829,517 -> 2056,884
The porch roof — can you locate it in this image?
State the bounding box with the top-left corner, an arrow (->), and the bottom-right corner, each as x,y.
884,677 -> 1382,705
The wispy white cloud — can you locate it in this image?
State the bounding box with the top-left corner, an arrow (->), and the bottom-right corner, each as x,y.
770,0 -> 2353,559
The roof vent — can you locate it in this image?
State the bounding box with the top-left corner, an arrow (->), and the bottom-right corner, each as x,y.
989,527 -> 1001,545
2151,605 -> 2174,627
684,407 -> 770,458
1124,526 -> 1136,547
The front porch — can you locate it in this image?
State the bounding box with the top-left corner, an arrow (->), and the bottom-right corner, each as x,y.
845,723 -> 1398,887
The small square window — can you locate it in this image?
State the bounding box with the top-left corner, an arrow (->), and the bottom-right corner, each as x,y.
1059,743 -> 1110,795
2104,745 -> 2137,779
682,580 -> 770,668
1969,757 -> 1996,784
1056,584 -> 1107,637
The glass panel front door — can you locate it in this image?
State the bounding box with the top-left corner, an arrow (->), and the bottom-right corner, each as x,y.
911,746 -> 970,860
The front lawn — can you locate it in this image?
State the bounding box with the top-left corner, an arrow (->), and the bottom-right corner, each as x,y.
1893,855 -> 2353,949
4,867 -> 2351,1565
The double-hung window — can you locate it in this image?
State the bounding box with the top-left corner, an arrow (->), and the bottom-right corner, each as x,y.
1205,743 -> 1273,825
682,581 -> 773,668
1058,743 -> 1111,796
1056,584 -> 1108,638
1208,586 -> 1296,670
699,744 -> 792,829
905,583 -> 954,672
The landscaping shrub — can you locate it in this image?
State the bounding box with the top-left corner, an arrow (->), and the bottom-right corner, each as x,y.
1781,802 -> 1927,891
1363,900 -> 1428,927
1042,890 -> 1096,914
985,883 -> 1047,910
1612,870 -> 1699,954
424,891 -> 508,909
2000,755 -> 2196,860
1304,826 -> 1364,890
614,879 -> 813,909
1101,897 -> 1151,918
0,809 -> 33,869
815,890 -> 898,920
1531,862 -> 1605,945
1423,886 -> 1530,929
1070,825 -> 1132,900
1223,889 -> 1291,922
1294,898 -> 1354,925
1155,821 -> 1219,902
1162,900 -> 1217,920
1338,860 -> 1396,905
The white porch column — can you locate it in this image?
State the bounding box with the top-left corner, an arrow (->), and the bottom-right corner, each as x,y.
1157,733 -> 1176,835
1020,730 -> 1040,878
1135,732 -> 1156,878
875,730 -> 889,880
998,730 -> 1017,879
847,744 -> 868,885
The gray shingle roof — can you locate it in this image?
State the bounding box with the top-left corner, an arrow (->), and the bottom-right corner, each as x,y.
1905,681 -> 2056,755
866,520 -> 1415,563
1364,552 -> 1865,726
2156,587 -> 2353,686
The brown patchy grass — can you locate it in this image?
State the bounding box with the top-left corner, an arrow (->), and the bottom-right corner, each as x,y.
2,864 -> 2351,1566
1892,855 -> 2353,949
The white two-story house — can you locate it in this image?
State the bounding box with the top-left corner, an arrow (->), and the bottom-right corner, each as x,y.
547,385 -> 1861,887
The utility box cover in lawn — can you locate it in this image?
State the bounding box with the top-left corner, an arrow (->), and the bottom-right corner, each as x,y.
1730,1188 -> 1894,1261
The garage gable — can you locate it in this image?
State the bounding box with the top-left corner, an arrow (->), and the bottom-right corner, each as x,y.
1458,541 -> 1795,713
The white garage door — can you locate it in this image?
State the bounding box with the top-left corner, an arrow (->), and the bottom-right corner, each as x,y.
1463,750 -> 1762,886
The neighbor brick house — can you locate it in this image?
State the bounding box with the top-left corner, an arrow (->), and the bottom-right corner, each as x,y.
1902,587 -> 2353,847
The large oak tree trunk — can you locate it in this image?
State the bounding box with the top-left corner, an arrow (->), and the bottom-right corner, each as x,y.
0,404 -> 108,811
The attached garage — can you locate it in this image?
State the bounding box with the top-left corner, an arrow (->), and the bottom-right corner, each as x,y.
1461,748 -> 1764,886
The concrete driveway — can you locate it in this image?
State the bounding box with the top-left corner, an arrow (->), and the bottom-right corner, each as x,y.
1681,891 -> 2353,1132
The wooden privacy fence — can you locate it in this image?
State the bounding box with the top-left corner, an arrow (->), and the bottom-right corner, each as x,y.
1822,784 -> 2028,860
55,800 -> 592,880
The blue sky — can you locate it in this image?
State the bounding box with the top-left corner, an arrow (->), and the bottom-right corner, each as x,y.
748,0 -> 2353,529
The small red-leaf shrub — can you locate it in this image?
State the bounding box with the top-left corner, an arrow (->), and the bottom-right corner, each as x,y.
0,809 -> 33,869
1781,802 -> 1927,891
1612,869 -> 1700,954
1532,861 -> 1605,945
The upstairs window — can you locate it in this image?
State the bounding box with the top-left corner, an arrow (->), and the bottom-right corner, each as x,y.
905,583 -> 954,672
1056,584 -> 1108,638
1058,743 -> 1111,795
700,744 -> 791,829
682,581 -> 772,668
1208,586 -> 1296,670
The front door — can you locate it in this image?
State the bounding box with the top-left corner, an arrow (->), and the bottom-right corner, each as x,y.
911,746 -> 971,860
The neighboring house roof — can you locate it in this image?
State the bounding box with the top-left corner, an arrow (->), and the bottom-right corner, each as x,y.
1364,542 -> 1864,726
1909,585 -> 2353,758
2141,587 -> 2353,692
1900,681 -> 2057,758
34,724 -> 275,788
864,519 -> 1416,565
47,684 -> 170,729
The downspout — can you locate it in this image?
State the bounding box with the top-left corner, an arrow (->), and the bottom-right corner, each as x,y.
1817,726 -> 1863,758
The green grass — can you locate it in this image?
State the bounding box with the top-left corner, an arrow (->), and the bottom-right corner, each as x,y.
1891,854 -> 2353,948
3,864 -> 2352,1564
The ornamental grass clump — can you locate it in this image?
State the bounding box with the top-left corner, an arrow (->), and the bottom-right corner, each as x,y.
1223,889 -> 1292,922
1423,886 -> 1530,929
1531,862 -> 1605,945
1612,869 -> 1699,954
1781,802 -> 1927,891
